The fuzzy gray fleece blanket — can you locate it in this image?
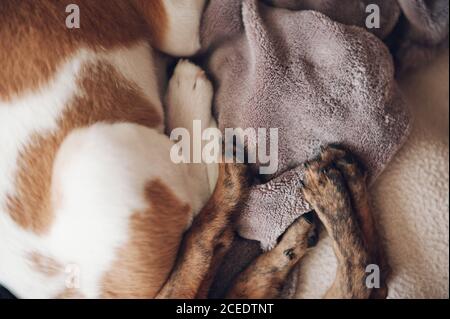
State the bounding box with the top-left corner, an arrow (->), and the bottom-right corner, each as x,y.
200,0 -> 448,297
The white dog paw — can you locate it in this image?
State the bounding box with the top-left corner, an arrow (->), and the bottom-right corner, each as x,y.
166,60 -> 214,129
171,60 -> 213,103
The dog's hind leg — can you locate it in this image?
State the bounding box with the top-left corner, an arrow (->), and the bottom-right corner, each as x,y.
155,161 -> 249,299
330,147 -> 390,299
195,227 -> 234,299
226,213 -> 318,299
165,60 -> 219,195
302,146 -> 388,299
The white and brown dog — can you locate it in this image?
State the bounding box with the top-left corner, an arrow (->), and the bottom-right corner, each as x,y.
0,0 -> 224,298
0,0 -> 387,299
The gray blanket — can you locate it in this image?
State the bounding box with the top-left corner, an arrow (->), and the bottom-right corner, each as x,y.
199,0 -> 448,297
262,0 -> 449,71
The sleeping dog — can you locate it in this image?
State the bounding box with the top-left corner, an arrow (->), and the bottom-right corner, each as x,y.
0,0 -> 387,298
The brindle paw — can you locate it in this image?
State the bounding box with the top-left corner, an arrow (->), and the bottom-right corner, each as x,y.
316,145 -> 366,180
301,145 -> 368,216
318,144 -> 348,167
220,136 -> 254,197
302,165 -> 352,221
221,162 -> 251,197
334,152 -> 366,187
276,213 -> 318,263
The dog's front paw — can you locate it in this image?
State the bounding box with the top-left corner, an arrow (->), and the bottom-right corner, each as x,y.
166,60 -> 214,131
278,212 -> 319,260
301,159 -> 353,235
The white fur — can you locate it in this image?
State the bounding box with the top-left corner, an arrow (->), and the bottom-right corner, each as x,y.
166,60 -> 220,193
47,123 -> 210,298
0,37 -> 217,298
158,0 -> 206,56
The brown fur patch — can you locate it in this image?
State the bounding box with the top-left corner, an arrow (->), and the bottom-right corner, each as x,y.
101,179 -> 191,299
0,0 -> 157,100
131,0 -> 167,49
28,252 -> 63,277
6,63 -> 162,234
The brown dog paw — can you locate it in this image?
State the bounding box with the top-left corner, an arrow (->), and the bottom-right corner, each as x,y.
302,164 -> 353,224
318,144 -> 348,167
279,212 -> 319,259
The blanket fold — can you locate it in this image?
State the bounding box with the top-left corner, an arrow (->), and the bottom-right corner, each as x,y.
203,0 -> 411,250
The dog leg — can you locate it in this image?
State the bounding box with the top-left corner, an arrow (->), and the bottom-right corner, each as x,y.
165,60 -> 214,134
158,59 -> 238,299
133,0 -> 206,56
226,213 -> 318,299
156,161 -> 249,299
165,59 -> 219,194
195,227 -> 235,299
330,147 -> 390,299
302,146 -> 385,299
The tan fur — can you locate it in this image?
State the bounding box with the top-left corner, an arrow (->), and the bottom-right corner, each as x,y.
0,0 -> 214,299
6,63 -> 162,234
131,0 -> 168,49
55,288 -> 85,299
0,0 -> 163,100
101,179 -> 191,299
2,0 -> 165,234
28,252 -> 63,277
